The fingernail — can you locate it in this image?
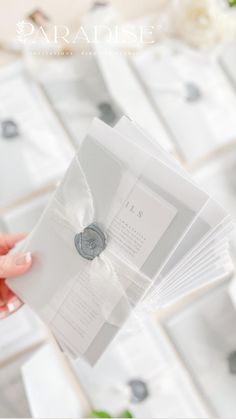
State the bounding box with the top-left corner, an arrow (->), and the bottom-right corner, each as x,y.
7,298 -> 22,313
15,252 -> 32,266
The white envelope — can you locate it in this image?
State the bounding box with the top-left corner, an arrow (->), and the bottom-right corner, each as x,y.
219,41 -> 236,88
132,40 -> 236,164
94,40 -> 173,153
39,54 -> 121,147
0,62 -> 73,210
164,284 -> 236,418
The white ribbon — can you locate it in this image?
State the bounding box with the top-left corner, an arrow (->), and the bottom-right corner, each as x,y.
45,155 -> 151,330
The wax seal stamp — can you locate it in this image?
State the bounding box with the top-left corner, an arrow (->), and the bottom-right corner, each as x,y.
185,82 -> 201,102
128,379 -> 149,403
98,102 -> 117,124
74,223 -> 106,260
1,119 -> 19,139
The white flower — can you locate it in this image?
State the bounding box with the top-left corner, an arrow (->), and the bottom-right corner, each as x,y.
170,0 -> 236,48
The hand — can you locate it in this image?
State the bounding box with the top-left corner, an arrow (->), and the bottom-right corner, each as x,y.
0,234 -> 32,319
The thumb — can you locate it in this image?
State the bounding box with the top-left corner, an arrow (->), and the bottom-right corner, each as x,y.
0,253 -> 32,278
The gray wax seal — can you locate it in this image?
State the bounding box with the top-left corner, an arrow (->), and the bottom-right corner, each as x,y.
185,82 -> 202,102
74,223 -> 106,260
98,102 -> 117,124
128,379 -> 149,403
228,351 -> 236,374
1,119 -> 19,139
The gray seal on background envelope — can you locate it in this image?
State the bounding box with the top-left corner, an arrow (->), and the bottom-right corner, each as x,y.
1,119 -> 19,139
74,223 -> 106,260
185,82 -> 201,103
128,379 -> 149,403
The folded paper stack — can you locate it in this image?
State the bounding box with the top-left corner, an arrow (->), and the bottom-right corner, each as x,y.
7,117 -> 234,365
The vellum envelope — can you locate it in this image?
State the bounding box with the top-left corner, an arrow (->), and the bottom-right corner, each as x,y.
7,118 -> 209,364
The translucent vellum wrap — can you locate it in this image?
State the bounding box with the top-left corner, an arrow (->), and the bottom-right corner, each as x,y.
7,118 -> 210,364
43,153 -> 152,328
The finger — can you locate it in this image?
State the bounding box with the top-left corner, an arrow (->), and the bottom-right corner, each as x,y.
0,281 -> 15,303
0,233 -> 27,255
0,277 -> 22,316
0,252 -> 32,278
0,278 -> 10,302
7,295 -> 23,313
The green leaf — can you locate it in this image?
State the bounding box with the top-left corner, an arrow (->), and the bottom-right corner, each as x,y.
89,409 -> 133,418
90,410 -> 112,418
229,0 -> 236,7
119,410 -> 133,418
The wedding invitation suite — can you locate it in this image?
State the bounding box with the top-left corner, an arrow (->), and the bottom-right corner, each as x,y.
7,117 -> 234,365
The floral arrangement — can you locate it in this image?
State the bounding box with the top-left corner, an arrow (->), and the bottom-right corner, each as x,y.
168,0 -> 236,48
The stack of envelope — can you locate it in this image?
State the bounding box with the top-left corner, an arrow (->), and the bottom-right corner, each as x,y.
7,117 -> 234,365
